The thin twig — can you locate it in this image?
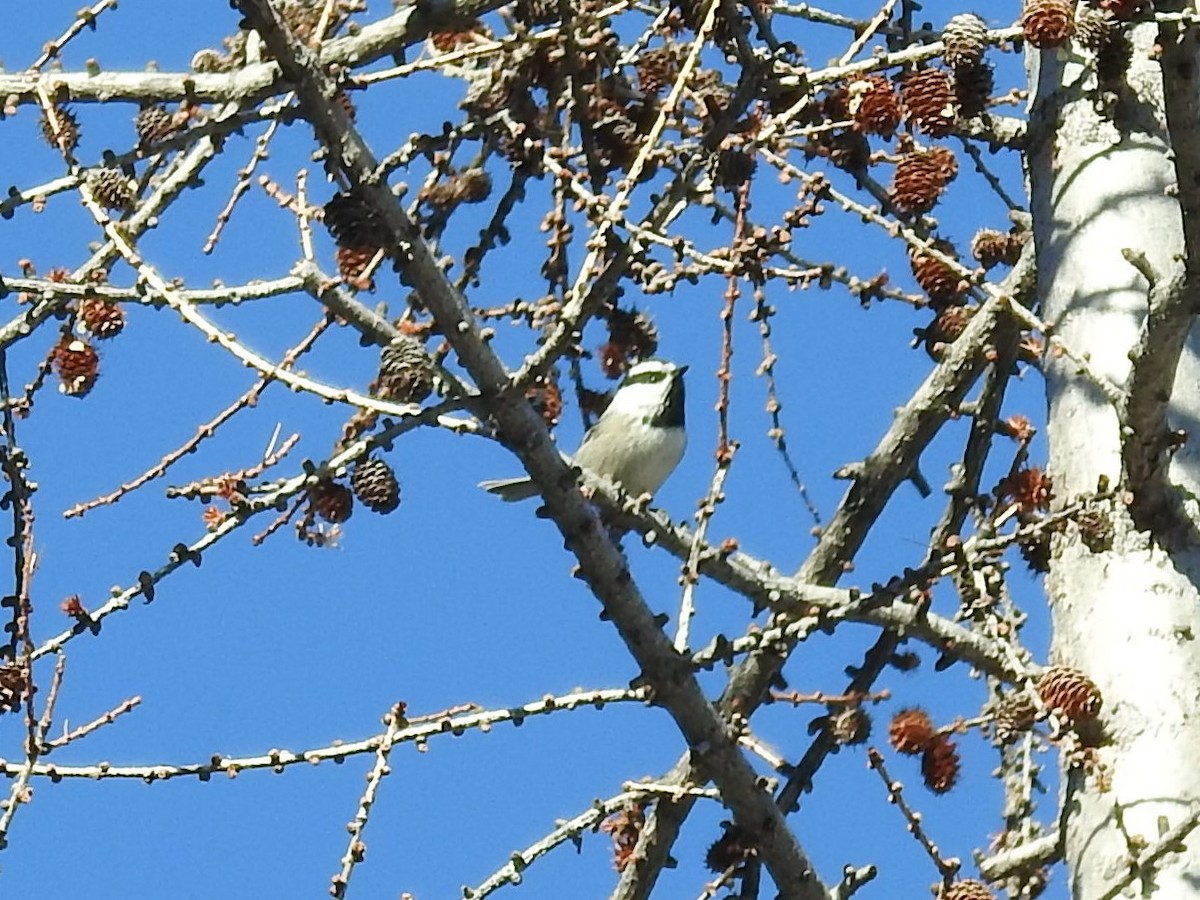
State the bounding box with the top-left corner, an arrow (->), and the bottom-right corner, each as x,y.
45,696 -> 142,751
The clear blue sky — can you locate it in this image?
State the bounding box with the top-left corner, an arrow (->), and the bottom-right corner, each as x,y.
0,2 -> 1057,898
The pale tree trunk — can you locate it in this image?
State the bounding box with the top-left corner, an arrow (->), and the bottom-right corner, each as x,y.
1028,17 -> 1200,898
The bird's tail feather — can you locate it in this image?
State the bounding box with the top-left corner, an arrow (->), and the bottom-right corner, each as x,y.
478,477 -> 540,502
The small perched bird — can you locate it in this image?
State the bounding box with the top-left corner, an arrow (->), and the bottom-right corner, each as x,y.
480,358 -> 687,502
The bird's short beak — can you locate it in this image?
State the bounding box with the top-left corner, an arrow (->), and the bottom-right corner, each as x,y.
677,365 -> 689,375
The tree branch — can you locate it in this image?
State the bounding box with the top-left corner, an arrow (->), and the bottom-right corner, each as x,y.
234,1 -> 830,895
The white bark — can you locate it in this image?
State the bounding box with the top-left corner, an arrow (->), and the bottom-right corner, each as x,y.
1028,32 -> 1200,898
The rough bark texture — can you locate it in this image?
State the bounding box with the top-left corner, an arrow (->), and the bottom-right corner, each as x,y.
1028,26 -> 1200,898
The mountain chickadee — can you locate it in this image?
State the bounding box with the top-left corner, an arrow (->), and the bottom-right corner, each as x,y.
480,358 -> 687,502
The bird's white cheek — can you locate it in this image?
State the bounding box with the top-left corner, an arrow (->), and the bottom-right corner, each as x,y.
606,381 -> 667,416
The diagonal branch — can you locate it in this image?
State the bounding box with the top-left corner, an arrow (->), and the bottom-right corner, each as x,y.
613,253 -> 1035,898
234,2 -> 830,896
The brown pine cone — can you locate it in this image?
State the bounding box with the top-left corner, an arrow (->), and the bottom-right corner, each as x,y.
526,373 -> 563,427
997,467 -> 1054,516
971,228 -> 1026,270
420,168 -> 493,209
88,168 -> 134,212
309,480 -> 354,524
819,129 -> 871,172
910,241 -> 968,308
1019,531 -> 1053,572
901,68 -> 958,137
921,305 -> 975,359
942,13 -> 990,70
954,62 -> 995,119
588,96 -> 642,172
0,663 -> 29,714
889,707 -> 936,755
1074,6 -> 1121,49
350,458 -> 401,514
850,74 -> 901,139
135,104 -> 179,146
324,192 -> 391,251
600,805 -> 644,872
921,734 -> 961,793
79,296 -> 125,339
705,824 -> 755,872
637,46 -> 679,95
830,706 -> 871,746
336,246 -> 378,285
52,337 -> 100,397
600,308 -> 659,379
375,337 -> 435,404
891,147 -> 958,216
1037,666 -> 1102,723
993,693 -> 1038,743
942,879 -> 996,900
41,104 -> 80,152
1022,0 -> 1074,49
1077,507 -> 1114,553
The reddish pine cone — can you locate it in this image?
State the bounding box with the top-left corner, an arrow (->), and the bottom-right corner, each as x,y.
350,458 -> 401,514
79,296 -> 125,339
429,25 -> 486,51
526,372 -> 563,427
941,13 -> 989,70
921,734 -> 961,793
971,228 -> 1026,270
850,74 -> 901,139
1037,666 -> 1102,723
52,337 -> 99,397
375,337 -> 435,404
910,241 -> 968,307
921,305 -> 975,359
41,104 -> 80,151
943,879 -> 996,900
1022,0 -> 1074,49
901,68 -> 958,137
600,805 -> 644,872
135,104 -> 178,146
309,480 -> 354,524
336,245 -> 378,284
997,467 -> 1053,516
88,168 -> 134,212
889,707 -> 935,755
891,147 -> 958,216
